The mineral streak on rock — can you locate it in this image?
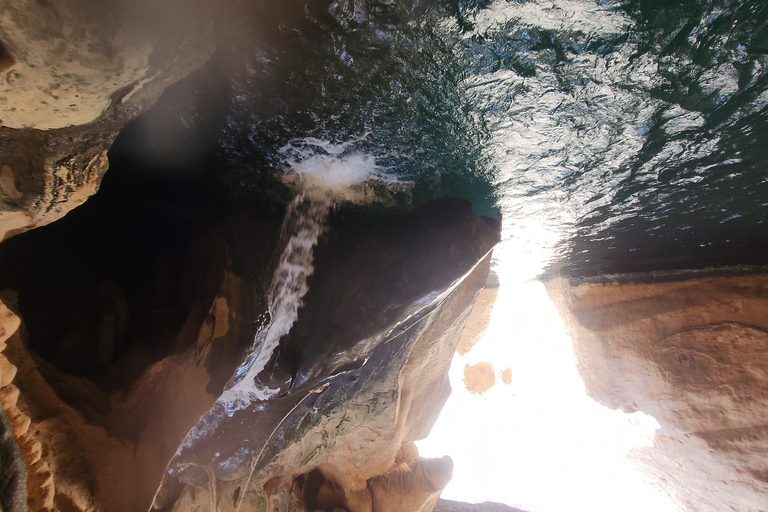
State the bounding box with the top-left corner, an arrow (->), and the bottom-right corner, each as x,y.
546,271 -> 768,512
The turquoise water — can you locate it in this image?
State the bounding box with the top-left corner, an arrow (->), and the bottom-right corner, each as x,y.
137,0 -> 768,276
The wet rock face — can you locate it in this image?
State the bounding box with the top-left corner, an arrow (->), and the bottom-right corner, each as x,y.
158,199 -> 500,512
547,273 -> 768,512
0,196 -> 498,512
0,0 -> 215,240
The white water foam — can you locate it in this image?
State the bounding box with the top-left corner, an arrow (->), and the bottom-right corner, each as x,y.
279,137 -> 398,202
219,140 -> 399,406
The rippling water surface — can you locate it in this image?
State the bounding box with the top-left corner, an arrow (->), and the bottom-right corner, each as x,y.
143,0 -> 764,278
123,1 -> 768,509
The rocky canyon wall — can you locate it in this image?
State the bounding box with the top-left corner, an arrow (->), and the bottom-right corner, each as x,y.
0,2 -> 505,511
0,197 -> 499,512
546,271 -> 768,512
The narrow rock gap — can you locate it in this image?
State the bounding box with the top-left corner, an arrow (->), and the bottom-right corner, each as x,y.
0,39 -> 14,73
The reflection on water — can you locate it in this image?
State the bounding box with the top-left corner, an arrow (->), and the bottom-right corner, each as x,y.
188,0 -> 768,277
463,0 -> 768,276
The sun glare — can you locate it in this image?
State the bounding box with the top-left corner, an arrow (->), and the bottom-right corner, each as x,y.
416,273 -> 680,512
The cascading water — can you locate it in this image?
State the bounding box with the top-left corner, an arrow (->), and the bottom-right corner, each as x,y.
220,139 -> 399,404
219,194 -> 330,403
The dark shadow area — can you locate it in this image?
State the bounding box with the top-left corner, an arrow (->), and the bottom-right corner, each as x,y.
0,108 -> 281,392
0,39 -> 15,73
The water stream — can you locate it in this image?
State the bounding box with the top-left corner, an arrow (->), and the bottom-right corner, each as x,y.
220,142 -> 397,404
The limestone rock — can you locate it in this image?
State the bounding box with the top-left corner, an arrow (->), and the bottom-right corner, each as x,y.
547,272 -> 768,512
0,0 -> 215,240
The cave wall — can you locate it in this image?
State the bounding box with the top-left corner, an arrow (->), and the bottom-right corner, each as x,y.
0,3 -> 511,511
0,197 -> 499,512
546,272 -> 768,512
0,0 -> 216,240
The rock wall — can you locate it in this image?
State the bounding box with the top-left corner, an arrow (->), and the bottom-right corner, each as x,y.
0,199 -> 499,512
0,4 -> 507,511
0,0 -> 215,240
546,271 -> 768,512
157,200 -> 500,512
0,298 -> 26,512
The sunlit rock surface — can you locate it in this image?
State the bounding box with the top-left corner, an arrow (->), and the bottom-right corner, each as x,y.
462,362 -> 495,395
0,0 -> 215,240
547,271 -> 768,512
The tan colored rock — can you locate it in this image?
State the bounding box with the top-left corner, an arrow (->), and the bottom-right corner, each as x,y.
0,299 -> 20,346
456,286 -> 498,356
463,362 -> 495,395
0,354 -> 16,386
369,456 -> 453,512
0,0 -> 211,130
0,149 -> 108,241
0,299 -> 34,512
0,0 -> 216,240
547,272 -> 768,512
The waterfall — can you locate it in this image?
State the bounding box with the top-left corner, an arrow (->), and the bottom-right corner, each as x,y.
219,140 -> 398,405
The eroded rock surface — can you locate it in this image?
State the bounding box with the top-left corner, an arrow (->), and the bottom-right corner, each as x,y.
547,272 -> 768,512
0,0 -> 215,240
0,298 -> 26,512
